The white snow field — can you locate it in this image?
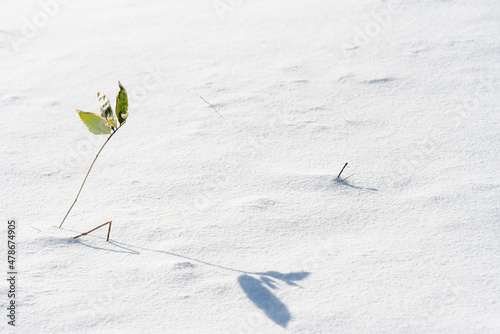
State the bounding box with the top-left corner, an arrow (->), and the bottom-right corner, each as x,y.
1,0 -> 499,333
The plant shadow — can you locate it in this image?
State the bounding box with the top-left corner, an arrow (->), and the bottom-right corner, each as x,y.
75,239 -> 140,254
238,271 -> 309,328
72,237 -> 310,328
60,227 -> 140,254
333,178 -> 378,192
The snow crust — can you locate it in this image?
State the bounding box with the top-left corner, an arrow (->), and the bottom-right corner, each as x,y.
0,0 -> 499,333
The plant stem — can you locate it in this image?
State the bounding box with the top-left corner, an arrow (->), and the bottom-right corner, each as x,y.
73,220 -> 112,241
341,173 -> 355,182
106,221 -> 112,241
59,124 -> 122,228
337,162 -> 348,179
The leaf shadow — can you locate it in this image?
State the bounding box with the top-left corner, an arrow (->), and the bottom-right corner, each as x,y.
71,238 -> 310,328
238,271 -> 310,328
257,271 -> 310,287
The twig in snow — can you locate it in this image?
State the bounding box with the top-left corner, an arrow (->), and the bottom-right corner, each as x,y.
337,162 -> 348,179
73,221 -> 112,241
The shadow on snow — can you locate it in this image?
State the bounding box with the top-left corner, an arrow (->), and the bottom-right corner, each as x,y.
71,236 -> 310,328
238,271 -> 309,327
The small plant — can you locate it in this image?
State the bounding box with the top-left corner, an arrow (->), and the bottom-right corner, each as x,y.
59,82 -> 129,241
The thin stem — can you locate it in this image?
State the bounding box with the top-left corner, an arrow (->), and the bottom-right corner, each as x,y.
341,173 -> 355,182
200,96 -> 224,119
337,162 -> 348,179
59,124 -> 123,228
106,221 -> 112,241
73,220 -> 112,240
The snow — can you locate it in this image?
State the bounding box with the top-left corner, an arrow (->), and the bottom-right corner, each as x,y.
1,0 -> 499,333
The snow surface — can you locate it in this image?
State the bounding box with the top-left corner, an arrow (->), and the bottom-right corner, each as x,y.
1,0 -> 499,333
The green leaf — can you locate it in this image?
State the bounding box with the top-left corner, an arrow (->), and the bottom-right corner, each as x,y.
97,91 -> 117,128
115,81 -> 128,125
77,110 -> 112,135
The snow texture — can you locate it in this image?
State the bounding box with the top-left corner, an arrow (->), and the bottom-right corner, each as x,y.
0,0 -> 499,333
